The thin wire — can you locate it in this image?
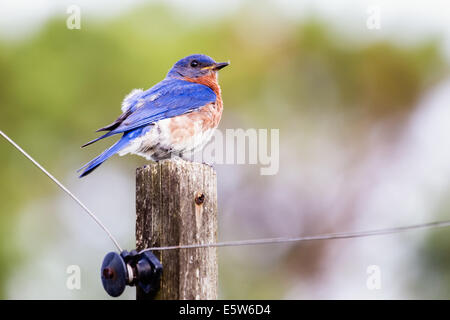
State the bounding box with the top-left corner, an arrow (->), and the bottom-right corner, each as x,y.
4,130 -> 450,255
141,219 -> 450,251
0,130 -> 122,252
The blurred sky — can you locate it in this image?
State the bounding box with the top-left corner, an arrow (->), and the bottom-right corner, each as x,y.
1,0 -> 450,58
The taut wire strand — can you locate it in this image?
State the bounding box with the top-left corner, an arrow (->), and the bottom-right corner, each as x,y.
4,129 -> 450,255
141,219 -> 450,251
0,130 -> 123,252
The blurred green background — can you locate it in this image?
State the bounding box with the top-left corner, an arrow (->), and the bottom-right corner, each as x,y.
1,0 -> 450,299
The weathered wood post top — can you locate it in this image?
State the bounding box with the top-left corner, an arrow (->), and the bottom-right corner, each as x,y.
136,158 -> 218,300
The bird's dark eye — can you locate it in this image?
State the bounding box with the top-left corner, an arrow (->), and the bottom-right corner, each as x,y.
190,60 -> 199,67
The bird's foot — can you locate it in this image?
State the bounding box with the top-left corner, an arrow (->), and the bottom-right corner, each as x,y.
201,159 -> 215,168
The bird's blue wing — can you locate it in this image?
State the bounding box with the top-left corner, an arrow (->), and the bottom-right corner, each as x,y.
117,79 -> 216,132
82,79 -> 216,147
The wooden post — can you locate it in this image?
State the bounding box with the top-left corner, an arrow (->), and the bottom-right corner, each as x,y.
135,158 -> 218,300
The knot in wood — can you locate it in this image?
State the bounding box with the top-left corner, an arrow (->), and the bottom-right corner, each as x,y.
195,192 -> 205,205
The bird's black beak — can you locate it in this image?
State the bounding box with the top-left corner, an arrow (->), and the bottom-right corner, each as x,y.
213,62 -> 229,71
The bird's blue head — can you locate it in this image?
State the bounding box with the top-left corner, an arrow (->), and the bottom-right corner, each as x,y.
167,54 -> 229,79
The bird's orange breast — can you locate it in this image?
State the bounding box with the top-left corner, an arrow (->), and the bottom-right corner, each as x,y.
183,73 -> 223,110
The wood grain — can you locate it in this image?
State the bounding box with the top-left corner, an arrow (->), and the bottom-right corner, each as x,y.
136,158 -> 218,300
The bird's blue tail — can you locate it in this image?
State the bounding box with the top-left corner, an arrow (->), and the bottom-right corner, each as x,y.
78,135 -> 131,178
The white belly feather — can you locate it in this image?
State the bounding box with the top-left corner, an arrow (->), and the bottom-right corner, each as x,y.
118,117 -> 216,160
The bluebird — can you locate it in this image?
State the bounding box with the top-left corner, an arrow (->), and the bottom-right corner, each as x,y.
78,54 -> 229,177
